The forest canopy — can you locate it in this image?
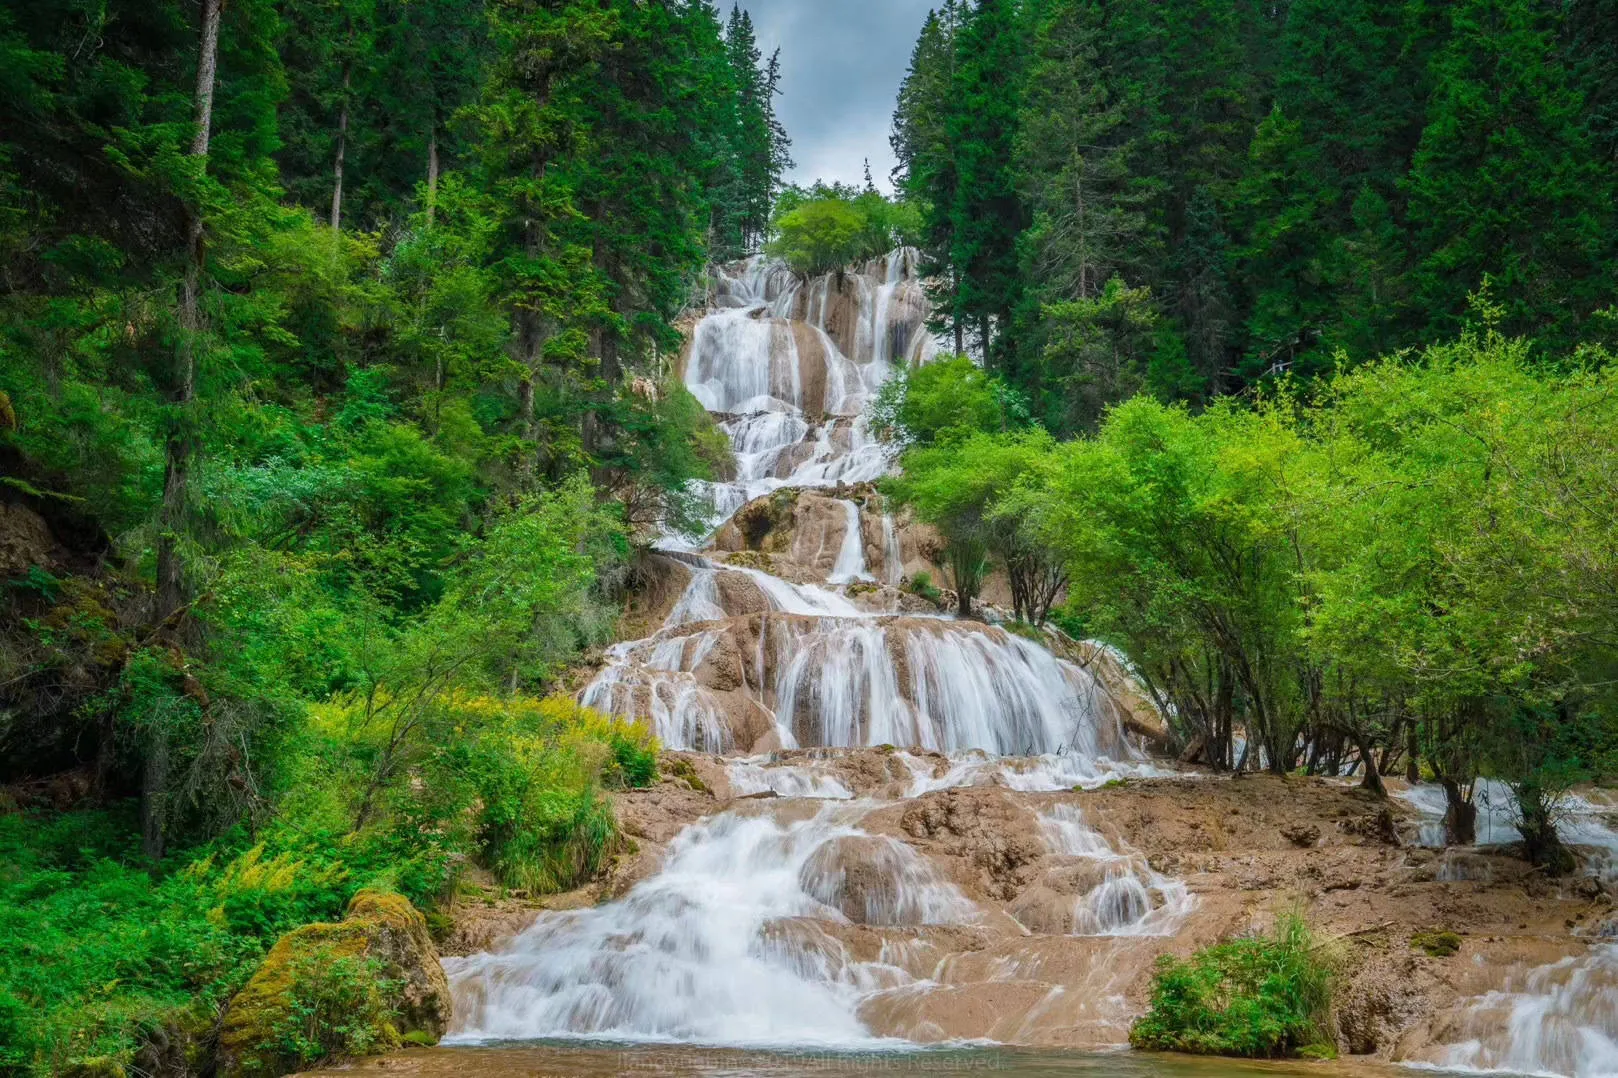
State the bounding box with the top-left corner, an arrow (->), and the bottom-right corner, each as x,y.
891,0 -> 1618,433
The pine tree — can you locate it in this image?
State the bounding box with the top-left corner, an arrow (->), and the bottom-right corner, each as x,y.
892,3 -> 968,352
1406,0 -> 1613,346
1015,0 -> 1153,304
947,0 -> 1030,365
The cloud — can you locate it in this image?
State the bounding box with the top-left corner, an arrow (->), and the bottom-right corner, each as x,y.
736,0 -> 936,193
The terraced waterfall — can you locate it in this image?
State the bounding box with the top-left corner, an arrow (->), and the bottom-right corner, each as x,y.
437,253 -> 1618,1073
443,252 -> 1184,1046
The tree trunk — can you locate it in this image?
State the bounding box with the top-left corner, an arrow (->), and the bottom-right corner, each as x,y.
426,125 -> 440,227
1517,791 -> 1576,876
155,0 -> 220,626
1352,731 -> 1387,798
1232,733 -> 1253,777
147,0 -> 219,861
1441,777 -> 1477,847
331,67 -> 351,232
140,725 -> 171,860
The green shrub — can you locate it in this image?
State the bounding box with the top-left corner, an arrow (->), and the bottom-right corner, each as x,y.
1130,913 -> 1338,1059
0,811 -> 251,1076
905,571 -> 943,606
608,729 -> 659,789
269,947 -> 400,1069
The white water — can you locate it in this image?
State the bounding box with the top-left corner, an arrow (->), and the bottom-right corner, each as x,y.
1397,780 -> 1618,883
828,499 -> 873,584
1410,945 -> 1618,1078
880,512 -> 905,586
1036,805 -> 1195,938
446,802 -> 969,1046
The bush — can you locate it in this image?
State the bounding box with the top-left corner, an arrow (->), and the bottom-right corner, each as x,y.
905,571 -> 943,606
269,948 -> 400,1070
0,811 -> 253,1076
1129,914 -> 1338,1059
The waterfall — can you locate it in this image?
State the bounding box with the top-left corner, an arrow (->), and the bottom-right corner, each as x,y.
881,512 -> 905,585
1404,946 -> 1618,1078
585,612 -> 1140,759
827,500 -> 872,584
1035,805 -> 1195,937
456,250 -> 1178,1052
444,803 -> 956,1046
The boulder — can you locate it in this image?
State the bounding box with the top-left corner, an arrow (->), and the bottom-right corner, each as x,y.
216,890 -> 452,1078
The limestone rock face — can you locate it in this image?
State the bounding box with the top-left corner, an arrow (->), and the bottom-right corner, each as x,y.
217,891 -> 452,1078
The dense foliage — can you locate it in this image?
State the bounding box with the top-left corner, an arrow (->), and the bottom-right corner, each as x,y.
877,325 -> 1618,871
1130,914 -> 1338,1059
892,0 -> 1618,433
765,179 -> 922,277
0,1 -> 784,1072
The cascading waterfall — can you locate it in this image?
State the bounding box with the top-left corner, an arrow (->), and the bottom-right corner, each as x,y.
445,803 -> 970,1046
448,251 -> 1189,1051
827,500 -> 873,584
1404,946 -> 1618,1078
1036,806 -> 1194,937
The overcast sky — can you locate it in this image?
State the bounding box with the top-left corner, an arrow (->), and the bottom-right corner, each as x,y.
737,0 -> 936,194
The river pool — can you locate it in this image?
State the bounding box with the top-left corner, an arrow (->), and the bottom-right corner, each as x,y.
296,1043 -> 1428,1078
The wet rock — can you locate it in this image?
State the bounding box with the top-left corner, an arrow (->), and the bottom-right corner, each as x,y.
1336,951 -> 1428,1055
900,790 -> 1046,900
800,835 -> 975,926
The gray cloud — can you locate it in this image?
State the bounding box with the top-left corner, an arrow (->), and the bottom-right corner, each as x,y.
735,1 -> 936,193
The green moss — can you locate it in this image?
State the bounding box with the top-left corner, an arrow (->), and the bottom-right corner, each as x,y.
724,550 -> 775,573
1411,931 -> 1463,958
664,757 -> 710,794
1003,620 -> 1046,643
218,922 -> 376,1078
217,890 -> 448,1077
400,1030 -> 437,1048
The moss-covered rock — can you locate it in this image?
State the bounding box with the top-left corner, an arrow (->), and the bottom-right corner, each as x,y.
216,890 -> 452,1078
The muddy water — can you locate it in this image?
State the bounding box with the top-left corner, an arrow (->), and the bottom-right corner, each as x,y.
295,1043 -> 1408,1078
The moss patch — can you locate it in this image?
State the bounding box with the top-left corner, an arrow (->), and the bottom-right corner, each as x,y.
1411,931 -> 1463,958
664,757 -> 710,794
